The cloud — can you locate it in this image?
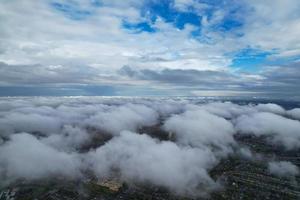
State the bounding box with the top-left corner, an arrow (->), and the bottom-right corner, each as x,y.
84,103 -> 158,135
255,103 -> 285,115
241,0 -> 300,56
260,61 -> 300,84
119,66 -> 239,86
163,108 -> 236,157
0,1 -> 299,96
118,63 -> 300,97
268,161 -> 299,178
0,133 -> 82,185
88,130 -> 219,197
118,65 -> 266,93
235,112 -> 300,150
0,0 -> 231,72
198,101 -> 255,119
237,147 -> 253,159
0,62 -> 104,85
287,108 -> 300,120
0,112 -> 61,137
41,125 -> 91,152
0,97 -> 300,195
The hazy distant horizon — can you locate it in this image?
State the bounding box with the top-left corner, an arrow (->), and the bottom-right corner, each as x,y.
0,86 -> 300,100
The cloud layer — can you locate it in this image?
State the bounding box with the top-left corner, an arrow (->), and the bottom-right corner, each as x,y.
1,97 -> 300,196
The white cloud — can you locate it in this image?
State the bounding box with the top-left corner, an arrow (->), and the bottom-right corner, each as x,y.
0,97 -> 300,195
0,0 -> 299,93
287,108 -> 300,120
255,103 -> 285,115
0,133 -> 82,184
235,112 -> 300,150
198,101 -> 255,119
84,103 -> 158,135
0,0 -> 237,88
42,125 -> 91,151
0,112 -> 61,137
163,107 -> 235,157
268,161 -> 299,178
88,130 -> 219,197
241,0 -> 300,56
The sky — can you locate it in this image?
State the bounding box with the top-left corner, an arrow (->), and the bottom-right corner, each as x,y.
0,0 -> 300,97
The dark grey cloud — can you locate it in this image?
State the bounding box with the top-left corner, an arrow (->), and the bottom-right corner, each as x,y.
0,85 -> 116,96
260,62 -> 300,88
0,62 -> 102,85
119,62 -> 300,98
1,61 -> 300,97
119,65 -> 240,87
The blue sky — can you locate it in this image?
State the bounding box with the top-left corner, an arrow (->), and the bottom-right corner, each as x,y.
0,0 -> 300,97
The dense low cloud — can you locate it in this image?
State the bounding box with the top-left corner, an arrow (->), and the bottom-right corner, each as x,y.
255,103 -> 286,115
163,108 -> 235,157
42,125 -> 91,152
235,112 -> 300,149
0,97 -> 300,196
268,161 -> 299,178
89,131 -> 219,197
0,133 -> 82,185
198,101 -> 255,119
0,112 -> 61,137
84,103 -> 158,135
287,108 -> 300,120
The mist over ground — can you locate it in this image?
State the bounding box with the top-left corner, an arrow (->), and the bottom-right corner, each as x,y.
0,97 -> 300,197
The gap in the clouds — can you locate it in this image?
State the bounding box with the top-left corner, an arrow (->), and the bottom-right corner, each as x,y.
134,0 -> 246,37
122,20 -> 156,33
49,0 -> 246,37
230,48 -> 300,72
215,18 -> 243,31
141,0 -> 201,30
175,12 -> 201,29
229,48 -> 274,72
